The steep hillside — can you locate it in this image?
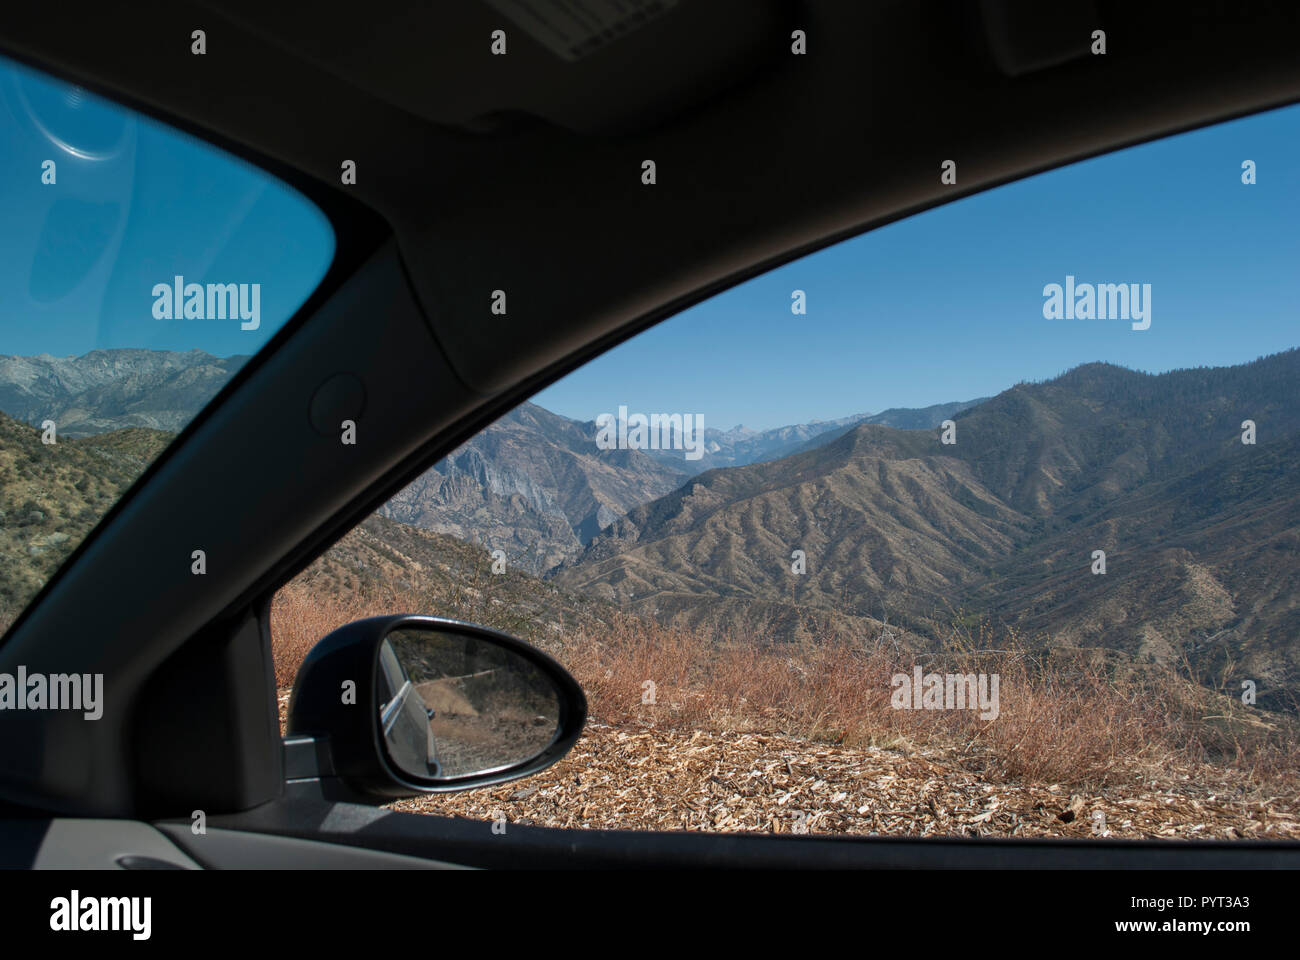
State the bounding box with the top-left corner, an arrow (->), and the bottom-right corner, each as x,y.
378,402 -> 690,573
556,352 -> 1300,706
0,411 -> 171,623
293,512 -> 622,641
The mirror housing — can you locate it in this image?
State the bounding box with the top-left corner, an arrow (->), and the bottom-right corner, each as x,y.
286,615 -> 586,800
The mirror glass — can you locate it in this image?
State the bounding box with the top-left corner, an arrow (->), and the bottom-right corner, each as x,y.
376,627 -> 563,780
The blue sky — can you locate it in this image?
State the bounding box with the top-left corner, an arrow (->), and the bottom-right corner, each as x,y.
2,50 -> 1295,433
0,54 -> 334,359
537,102 -> 1300,431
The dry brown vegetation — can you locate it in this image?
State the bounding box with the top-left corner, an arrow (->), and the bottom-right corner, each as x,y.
272,577 -> 1300,838
394,724 -> 1299,839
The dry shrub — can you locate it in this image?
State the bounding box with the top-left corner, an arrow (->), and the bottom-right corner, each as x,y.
557,612 -> 1298,792
271,580 -> 1300,795
270,578 -> 407,687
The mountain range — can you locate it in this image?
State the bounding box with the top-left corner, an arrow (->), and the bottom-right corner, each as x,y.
636,398 -> 989,475
0,349 -> 981,574
382,398 -> 985,573
2,346 -> 1296,707
0,349 -> 247,436
554,351 -> 1300,707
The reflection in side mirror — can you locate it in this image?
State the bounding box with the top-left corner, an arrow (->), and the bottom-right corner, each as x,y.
287,615 -> 586,800
378,629 -> 562,781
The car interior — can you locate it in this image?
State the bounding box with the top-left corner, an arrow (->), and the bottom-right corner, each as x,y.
2,0 -> 1300,870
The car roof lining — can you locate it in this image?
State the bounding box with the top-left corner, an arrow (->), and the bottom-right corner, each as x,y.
1,0 -> 1300,815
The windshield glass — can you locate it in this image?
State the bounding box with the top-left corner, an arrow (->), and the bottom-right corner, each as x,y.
278,99 -> 1300,840
0,53 -> 335,630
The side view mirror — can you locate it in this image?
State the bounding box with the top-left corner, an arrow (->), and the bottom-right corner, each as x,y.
285,615 -> 586,800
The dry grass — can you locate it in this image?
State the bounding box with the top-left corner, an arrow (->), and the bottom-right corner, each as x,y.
272,581 -> 1300,807
558,614 -> 1299,796
271,579 -> 411,688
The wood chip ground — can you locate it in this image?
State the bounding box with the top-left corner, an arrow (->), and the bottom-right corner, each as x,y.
387,721 -> 1300,840
277,691 -> 1297,839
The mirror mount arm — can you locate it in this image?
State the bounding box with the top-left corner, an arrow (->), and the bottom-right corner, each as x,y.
281,734 -> 383,805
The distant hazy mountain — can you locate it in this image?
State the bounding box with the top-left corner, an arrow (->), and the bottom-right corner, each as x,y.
775,398 -> 992,460
678,413 -> 874,473
0,349 -> 246,437
634,399 -> 989,474
555,352 -> 1300,707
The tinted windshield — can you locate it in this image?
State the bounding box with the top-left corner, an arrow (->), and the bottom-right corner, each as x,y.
279,100 -> 1300,841
0,53 -> 335,630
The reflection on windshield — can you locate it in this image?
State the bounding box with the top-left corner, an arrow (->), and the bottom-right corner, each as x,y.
0,53 -> 335,630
